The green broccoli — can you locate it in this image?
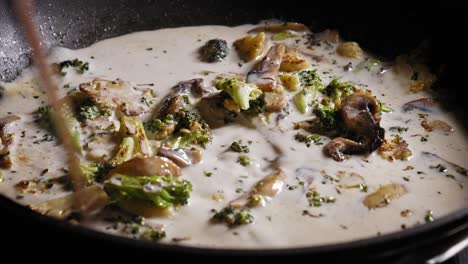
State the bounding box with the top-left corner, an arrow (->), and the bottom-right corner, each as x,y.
77,100 -> 111,121
313,106 -> 339,130
378,100 -> 393,113
104,174 -> 192,209
211,206 -> 254,227
33,104 -> 82,152
80,162 -> 114,183
246,95 -> 266,114
237,155 -> 251,166
325,79 -> 354,101
216,78 -> 262,110
298,69 -> 325,91
229,141 -> 249,153
199,39 -> 229,62
57,59 -> 89,76
171,130 -> 211,149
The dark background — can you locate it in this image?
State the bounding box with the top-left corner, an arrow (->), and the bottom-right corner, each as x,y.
1,0 -> 467,262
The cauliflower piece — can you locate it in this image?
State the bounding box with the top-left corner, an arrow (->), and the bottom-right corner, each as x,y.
280,48 -> 310,72
336,42 -> 362,58
234,32 -> 266,62
279,73 -> 300,91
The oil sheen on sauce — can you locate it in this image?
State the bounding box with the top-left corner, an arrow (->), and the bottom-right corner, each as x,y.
1,24 -> 467,249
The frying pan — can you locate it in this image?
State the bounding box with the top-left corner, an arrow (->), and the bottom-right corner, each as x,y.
1,0 -> 467,262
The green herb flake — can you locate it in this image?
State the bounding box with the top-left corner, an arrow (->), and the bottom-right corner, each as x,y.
424,210 -> 434,223
204,171 -> 213,177
229,141 -> 249,153
237,156 -> 251,166
294,133 -> 322,147
211,206 -> 254,227
389,126 -> 409,133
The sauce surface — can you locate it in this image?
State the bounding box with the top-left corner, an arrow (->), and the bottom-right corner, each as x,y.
1,23 -> 467,249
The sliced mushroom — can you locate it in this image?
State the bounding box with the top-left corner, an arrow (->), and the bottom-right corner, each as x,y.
29,194 -> 75,219
0,115 -> 20,169
363,183 -> 406,209
198,92 -> 236,128
153,94 -> 185,119
248,22 -> 306,33
253,169 -> 286,197
402,98 -> 439,112
324,93 -> 385,161
107,156 -> 181,179
229,169 -> 286,208
323,137 -> 366,162
247,44 -> 286,92
171,78 -> 204,97
157,145 -> 202,167
421,119 -> 453,133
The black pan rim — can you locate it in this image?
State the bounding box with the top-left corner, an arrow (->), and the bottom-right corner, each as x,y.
1,194 -> 467,256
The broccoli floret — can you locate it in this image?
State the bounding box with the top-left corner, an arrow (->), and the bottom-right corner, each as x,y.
378,100 -> 392,113
171,130 -> 211,149
80,162 -> 114,183
325,79 -> 354,101
57,59 -> 89,75
271,31 -> 296,41
246,95 -> 266,114
294,133 -> 322,147
34,106 -> 54,131
216,78 -> 262,110
237,155 -> 251,166
229,141 -> 249,153
298,70 -> 324,91
313,106 -> 339,130
199,39 -> 229,62
76,99 -> 111,122
211,206 -> 254,227
33,104 -> 82,152
104,174 -> 192,209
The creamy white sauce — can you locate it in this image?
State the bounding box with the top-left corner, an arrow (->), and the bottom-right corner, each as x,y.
1,23 -> 468,249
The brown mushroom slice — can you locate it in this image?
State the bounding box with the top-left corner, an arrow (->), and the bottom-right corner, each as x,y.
153,94 -> 185,119
197,92 -> 236,128
248,22 -> 306,33
253,169 -> 286,197
402,98 -> 439,112
230,169 -> 286,208
171,78 -> 204,96
157,145 -> 202,167
247,44 -> 286,92
0,115 -> 20,169
107,156 -> 181,179
324,93 -> 385,161
421,119 -> 453,133
323,137 -> 367,162
363,183 -> 406,209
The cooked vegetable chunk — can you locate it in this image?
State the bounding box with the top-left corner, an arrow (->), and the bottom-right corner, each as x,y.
199,39 -> 229,62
